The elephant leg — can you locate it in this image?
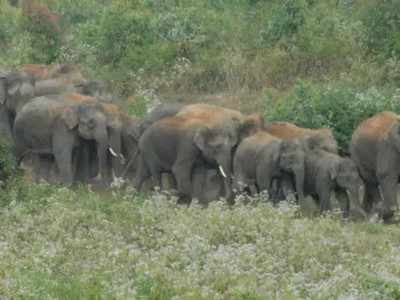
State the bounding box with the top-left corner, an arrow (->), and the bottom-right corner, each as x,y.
32,155 -> 42,183
38,155 -> 53,182
364,184 -> 381,214
172,160 -> 194,202
135,155 -> 151,191
379,175 -> 398,221
317,184 -> 331,213
149,165 -> 162,190
74,143 -> 90,183
53,138 -> 75,186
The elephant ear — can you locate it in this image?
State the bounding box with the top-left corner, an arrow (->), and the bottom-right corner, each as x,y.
238,115 -> 263,140
7,80 -> 21,97
61,106 -> 79,129
194,126 -> 211,152
329,164 -> 339,181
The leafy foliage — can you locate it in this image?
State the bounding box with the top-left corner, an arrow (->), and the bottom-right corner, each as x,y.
1,184 -> 400,298
265,81 -> 400,152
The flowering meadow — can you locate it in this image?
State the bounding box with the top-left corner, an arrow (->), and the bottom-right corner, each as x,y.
1,182 -> 400,299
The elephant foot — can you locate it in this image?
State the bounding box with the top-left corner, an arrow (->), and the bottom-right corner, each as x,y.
348,208 -> 367,221
381,209 -> 398,224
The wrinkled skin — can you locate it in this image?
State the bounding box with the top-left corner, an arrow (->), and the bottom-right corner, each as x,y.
177,103 -> 264,199
14,97 -> 111,186
136,114 -> 247,202
304,148 -> 366,219
191,164 -> 225,204
138,102 -> 185,136
233,131 -> 305,203
137,103 -> 263,200
0,71 -> 36,140
264,121 -> 338,153
86,103 -> 141,183
351,111 -> 400,221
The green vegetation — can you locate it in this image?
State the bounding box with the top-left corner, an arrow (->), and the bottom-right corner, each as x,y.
0,182 -> 400,299
2,0 -> 400,298
2,0 -> 400,146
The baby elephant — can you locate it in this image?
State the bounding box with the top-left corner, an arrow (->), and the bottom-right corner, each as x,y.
303,147 -> 366,218
233,131 -> 306,202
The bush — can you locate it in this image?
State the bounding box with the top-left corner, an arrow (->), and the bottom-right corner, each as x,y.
360,0 -> 400,60
0,137 -> 17,183
264,81 -> 400,152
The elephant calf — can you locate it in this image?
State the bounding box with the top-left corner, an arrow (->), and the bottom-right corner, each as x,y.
233,130 -> 306,202
303,145 -> 366,218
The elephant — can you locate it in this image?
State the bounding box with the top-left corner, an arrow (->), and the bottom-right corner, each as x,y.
28,93 -> 138,185
233,130 -> 305,202
139,102 -> 264,139
136,109 -> 258,202
21,64 -> 85,81
138,102 -> 185,136
350,111 -> 400,222
191,164 -> 225,204
21,64 -> 115,102
13,96 -> 112,185
264,121 -> 338,154
302,144 -> 366,219
0,70 -> 36,140
86,102 -> 141,182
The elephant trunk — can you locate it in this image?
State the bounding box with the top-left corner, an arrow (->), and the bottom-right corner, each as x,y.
346,184 -> 367,219
293,166 -> 305,203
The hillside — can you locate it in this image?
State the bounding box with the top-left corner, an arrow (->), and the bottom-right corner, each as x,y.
2,1 -> 400,299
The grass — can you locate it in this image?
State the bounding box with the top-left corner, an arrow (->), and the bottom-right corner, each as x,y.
1,182 -> 400,299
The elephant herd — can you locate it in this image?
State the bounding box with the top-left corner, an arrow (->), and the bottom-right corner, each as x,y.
1,64 -> 399,222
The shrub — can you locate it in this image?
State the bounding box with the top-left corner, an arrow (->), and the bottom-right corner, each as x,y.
264,81 -> 400,152
360,0 -> 400,60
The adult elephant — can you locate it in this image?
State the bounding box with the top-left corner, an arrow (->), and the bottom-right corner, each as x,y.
191,165 -> 225,204
264,121 -> 338,153
233,130 -> 306,202
0,70 -> 36,140
351,111 -> 400,222
304,140 -> 366,219
136,110 -> 258,202
13,96 -> 112,185
139,103 -> 264,139
84,101 -> 141,182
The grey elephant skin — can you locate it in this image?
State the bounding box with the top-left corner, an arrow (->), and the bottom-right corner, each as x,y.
0,71 -> 36,140
136,103 -> 263,200
85,102 -> 141,183
264,121 -> 338,154
13,96 -> 111,185
233,130 -> 305,202
351,111 -> 400,221
303,144 -> 366,218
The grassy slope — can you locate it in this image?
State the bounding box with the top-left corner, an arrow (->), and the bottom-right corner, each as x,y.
1,183 -> 400,299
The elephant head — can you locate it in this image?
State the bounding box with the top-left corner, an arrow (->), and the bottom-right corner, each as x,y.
0,71 -> 36,139
62,102 -> 110,184
79,80 -> 114,102
333,157 -> 367,219
387,121 -> 400,153
278,139 -> 305,200
0,71 -> 36,114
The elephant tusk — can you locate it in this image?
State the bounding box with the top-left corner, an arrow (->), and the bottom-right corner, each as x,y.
119,153 -> 126,165
109,147 -> 118,157
219,165 -> 227,178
